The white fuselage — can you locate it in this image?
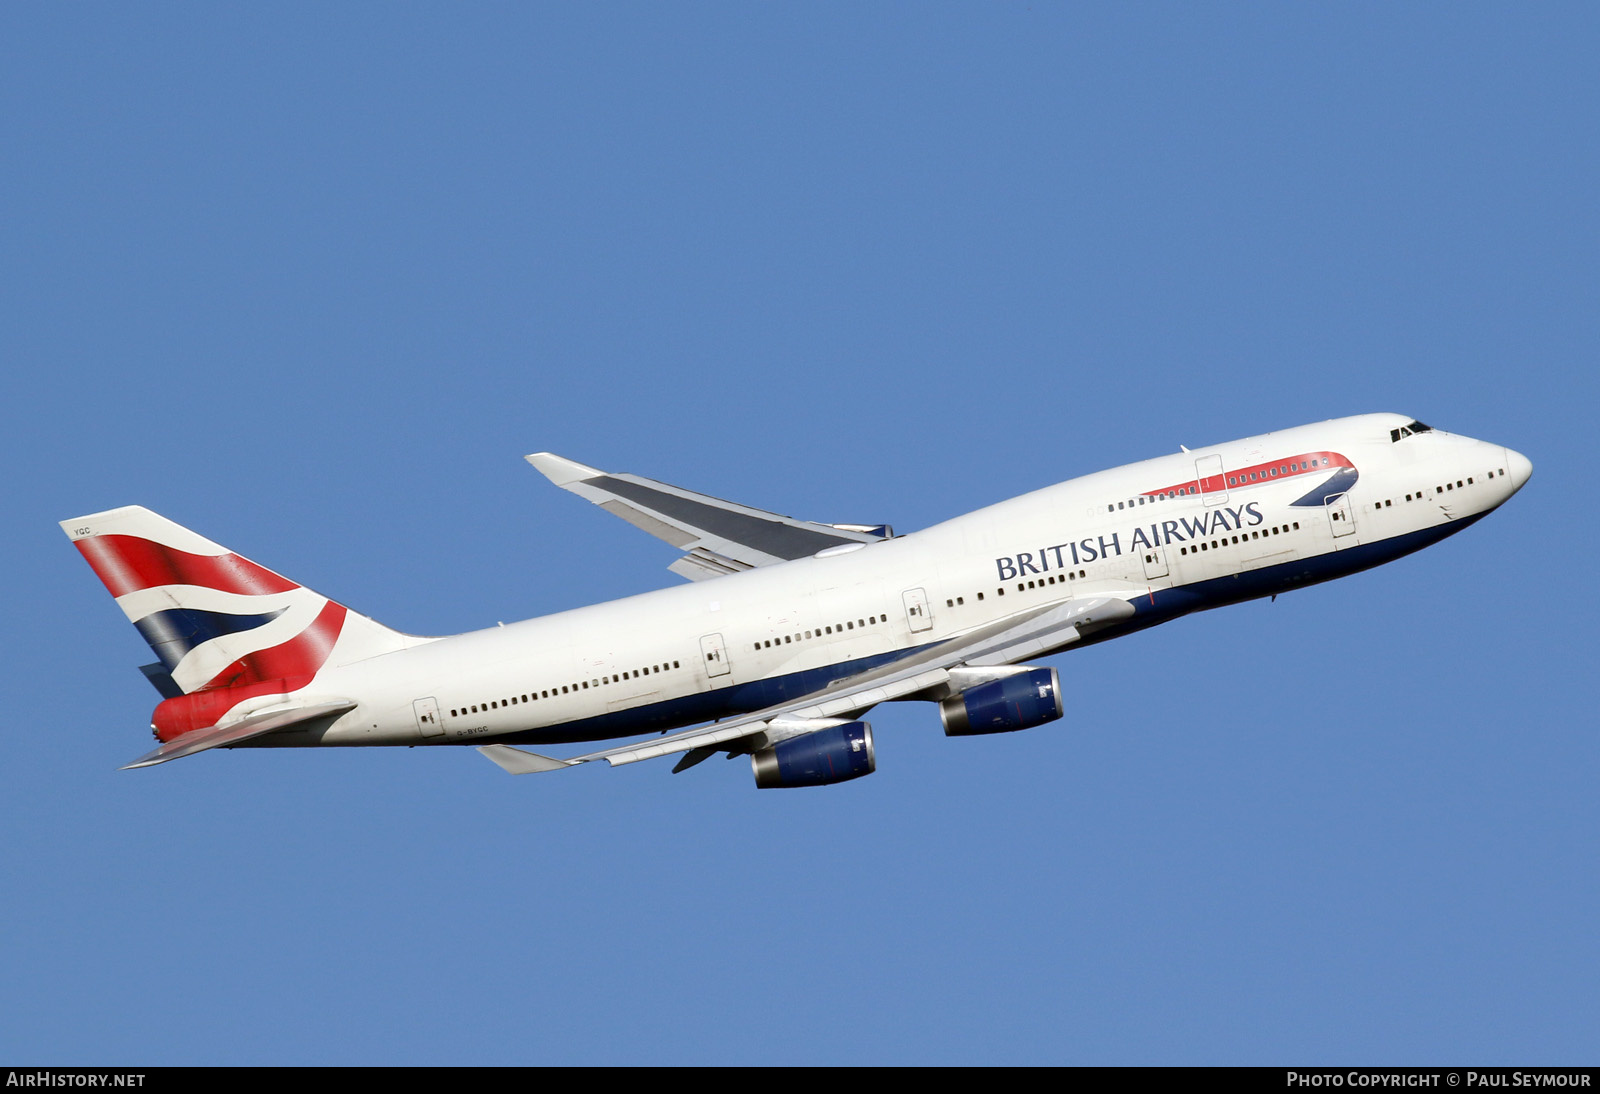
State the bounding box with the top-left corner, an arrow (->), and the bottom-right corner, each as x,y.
285,414 -> 1529,751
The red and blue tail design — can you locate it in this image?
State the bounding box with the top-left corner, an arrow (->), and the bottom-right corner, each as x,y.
63,507 -> 417,725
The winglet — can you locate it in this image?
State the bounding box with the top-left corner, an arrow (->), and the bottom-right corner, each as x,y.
476,744 -> 577,774
525,452 -> 602,488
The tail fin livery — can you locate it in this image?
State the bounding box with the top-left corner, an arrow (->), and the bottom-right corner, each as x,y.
62,506 -> 421,698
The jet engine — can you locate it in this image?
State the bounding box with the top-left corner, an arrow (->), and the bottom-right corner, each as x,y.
751,720 -> 876,788
939,667 -> 1062,736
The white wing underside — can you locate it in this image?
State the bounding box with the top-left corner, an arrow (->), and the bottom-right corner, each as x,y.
525,452 -> 891,580
478,595 -> 1136,774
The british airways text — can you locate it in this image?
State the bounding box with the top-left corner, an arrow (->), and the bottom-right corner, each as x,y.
995,502 -> 1265,579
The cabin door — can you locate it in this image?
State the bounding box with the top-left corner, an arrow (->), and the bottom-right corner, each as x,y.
1325,493 -> 1357,547
413,697 -> 444,738
1196,454 -> 1229,507
699,632 -> 731,679
1140,542 -> 1170,580
902,588 -> 934,633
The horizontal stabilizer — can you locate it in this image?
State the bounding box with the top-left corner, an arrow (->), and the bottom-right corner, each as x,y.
122,699 -> 356,770
476,744 -> 576,774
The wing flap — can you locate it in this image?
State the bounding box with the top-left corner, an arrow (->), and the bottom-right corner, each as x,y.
666,547 -> 754,582
963,597 -> 1136,665
597,667 -> 954,767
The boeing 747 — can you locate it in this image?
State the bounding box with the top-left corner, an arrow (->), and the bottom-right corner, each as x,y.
62,413 -> 1530,788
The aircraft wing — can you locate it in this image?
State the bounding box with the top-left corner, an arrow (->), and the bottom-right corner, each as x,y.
121,699 -> 357,769
477,594 -> 1136,774
525,452 -> 892,581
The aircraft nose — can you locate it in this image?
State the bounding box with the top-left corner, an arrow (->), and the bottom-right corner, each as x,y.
1504,447 -> 1533,492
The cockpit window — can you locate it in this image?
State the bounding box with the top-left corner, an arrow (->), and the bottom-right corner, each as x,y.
1390,420 -> 1435,442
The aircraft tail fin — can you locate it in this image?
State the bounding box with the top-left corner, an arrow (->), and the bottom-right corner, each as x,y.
62,506 -> 423,697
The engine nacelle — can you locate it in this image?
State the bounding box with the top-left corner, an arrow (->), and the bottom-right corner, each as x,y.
751,720 -> 876,789
940,667 -> 1063,736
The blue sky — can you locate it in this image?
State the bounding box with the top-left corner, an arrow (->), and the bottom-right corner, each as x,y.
3,4 -> 1595,1064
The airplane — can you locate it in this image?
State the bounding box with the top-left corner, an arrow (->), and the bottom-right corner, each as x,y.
62,413 -> 1531,788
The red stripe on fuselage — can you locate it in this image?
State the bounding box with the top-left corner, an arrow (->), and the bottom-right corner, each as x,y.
1142,451 -> 1353,498
199,601 -> 347,691
75,535 -> 300,598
